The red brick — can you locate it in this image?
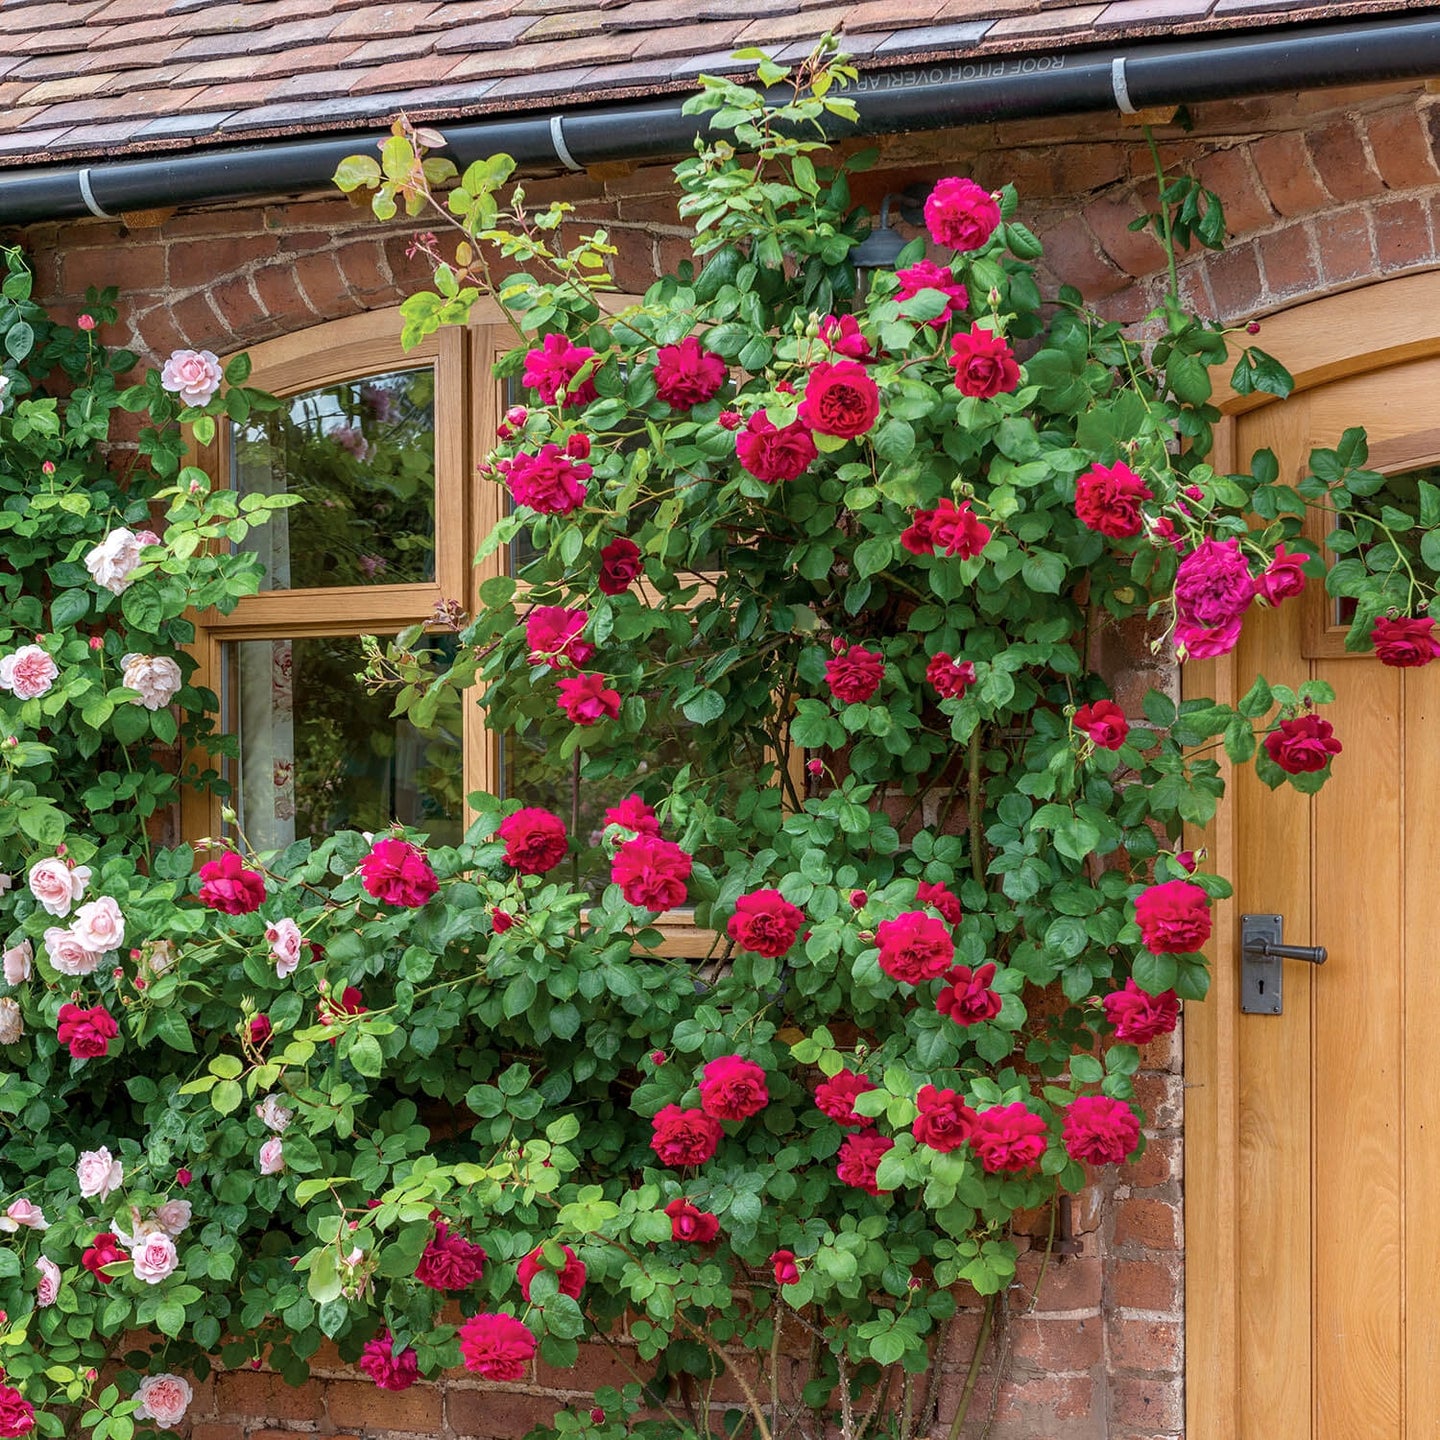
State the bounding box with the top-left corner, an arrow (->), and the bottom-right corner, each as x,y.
1085,195 -> 1167,278
1193,145 -> 1274,236
991,1373 -> 1098,1426
1316,207 -> 1374,284
446,1389 -> 558,1440
335,241 -> 395,299
1013,1251 -> 1103,1312
534,1340 -> 636,1393
1113,1255 -> 1182,1312
1372,196 -> 1432,270
1035,215 -> 1129,300
325,1379 -> 442,1432
190,1426 -> 242,1440
1257,223 -> 1319,297
290,251 -> 354,318
1251,132 -> 1328,218
1306,119 -> 1386,202
1109,1375 -> 1183,1431
209,276 -> 268,338
1010,1314 -> 1105,1370
1130,1072 -> 1182,1128
1206,241 -> 1263,320
170,290 -> 223,349
214,1372 -> 320,1423
1121,1132 -> 1179,1188
1111,1316 -> 1181,1372
252,263 -> 314,325
1366,106 -> 1440,190
62,242 -> 165,298
1113,1196 -> 1181,1250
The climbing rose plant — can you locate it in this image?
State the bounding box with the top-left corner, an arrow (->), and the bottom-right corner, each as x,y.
3,41 -> 1438,1440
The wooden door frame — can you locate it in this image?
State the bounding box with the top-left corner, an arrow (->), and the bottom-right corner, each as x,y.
1185,267 -> 1440,1438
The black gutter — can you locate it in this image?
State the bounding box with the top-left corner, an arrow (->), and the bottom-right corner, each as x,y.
3,12 -> 1440,226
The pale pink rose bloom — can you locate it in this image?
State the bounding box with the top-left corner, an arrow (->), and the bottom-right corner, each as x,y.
0,997 -> 21,1044
35,1256 -> 60,1307
145,940 -> 176,976
135,530 -> 160,548
160,349 -> 223,407
84,528 -> 146,595
76,1146 -> 124,1200
121,653 -> 183,711
44,926 -> 102,977
258,1137 -> 285,1175
255,1095 -> 293,1133
266,918 -> 302,978
0,873 -> 11,894
0,1198 -> 48,1232
3,939 -> 33,985
0,644 -> 58,700
153,1200 -> 192,1236
28,857 -> 91,917
71,896 -> 125,955
134,1374 -> 193,1430
129,1231 -> 178,1284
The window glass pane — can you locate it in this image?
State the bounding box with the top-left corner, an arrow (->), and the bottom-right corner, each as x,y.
232,369 -> 436,590
1331,465 -> 1438,626
226,634 -> 462,852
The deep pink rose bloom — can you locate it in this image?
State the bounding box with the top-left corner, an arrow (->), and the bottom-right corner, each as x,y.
249,1014 -> 272,1046
825,645 -> 884,704
359,837 -> 438,907
1256,543 -> 1308,605
819,314 -> 872,358
1371,615 -> 1440,667
1063,1095 -> 1141,1166
770,1249 -> 801,1284
1074,699 -> 1129,750
650,1104 -> 723,1166
814,1069 -> 877,1129
1174,615 -> 1243,660
1074,462 -> 1154,539
735,412 -> 817,484
0,1385 -> 35,1439
81,1231 -> 126,1282
612,835 -> 692,910
525,606 -> 594,667
916,880 -> 962,925
491,908 -> 514,933
727,889 -> 805,957
498,808 -> 568,874
1174,537 -> 1254,630
198,850 -> 266,914
948,326 -> 1020,398
935,963 -> 1002,1026
457,1312 -> 536,1381
1264,714 -> 1342,774
654,336 -> 726,410
359,1332 -> 420,1391
566,432 -> 591,459
903,500 -> 991,558
502,445 -> 590,515
160,348 -> 223,406
836,1131 -> 894,1195
665,1197 -> 720,1243
698,1054 -> 769,1121
923,177 -> 1001,252
796,360 -> 880,439
414,1221 -> 487,1290
556,672 -> 621,726
319,987 -> 367,1034
970,1103 -> 1048,1174
522,333 -> 598,407
876,911 -> 954,985
926,653 -> 976,699
894,260 -> 969,328
57,1002 -> 118,1060
912,1085 -> 978,1152
1133,879 -> 1211,955
598,537 -> 643,595
1102,978 -> 1180,1043
604,794 -> 660,835
518,1243 -> 587,1300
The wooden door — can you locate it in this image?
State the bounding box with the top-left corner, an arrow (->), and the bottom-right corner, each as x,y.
1188,352 -> 1440,1439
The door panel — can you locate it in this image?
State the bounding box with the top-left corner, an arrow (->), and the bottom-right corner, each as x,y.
1227,364 -> 1440,1439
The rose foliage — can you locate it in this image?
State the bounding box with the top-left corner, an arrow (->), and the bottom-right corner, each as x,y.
4,42 -> 1439,1440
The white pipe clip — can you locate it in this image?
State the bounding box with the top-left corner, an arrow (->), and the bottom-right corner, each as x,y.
76,168 -> 116,219
1110,56 -> 1139,115
549,114 -> 583,172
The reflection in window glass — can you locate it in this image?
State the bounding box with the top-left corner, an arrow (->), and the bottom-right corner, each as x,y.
1333,465 -> 1439,626
232,369 -> 436,590
227,634 -> 462,853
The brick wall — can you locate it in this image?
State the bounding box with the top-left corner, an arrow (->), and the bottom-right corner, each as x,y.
14,74 -> 1440,1440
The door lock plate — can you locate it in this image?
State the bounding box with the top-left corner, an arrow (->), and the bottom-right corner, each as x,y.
1240,913 -> 1283,1015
